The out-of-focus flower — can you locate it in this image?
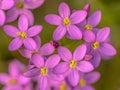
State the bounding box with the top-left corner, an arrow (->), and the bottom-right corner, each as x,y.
0,0 -> 14,26
24,54 -> 62,90
0,60 -> 32,90
3,15 -> 42,51
45,2 -> 87,40
74,72 -> 100,90
53,44 -> 94,86
6,0 -> 44,25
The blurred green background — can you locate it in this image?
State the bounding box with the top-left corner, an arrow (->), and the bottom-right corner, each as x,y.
0,0 -> 120,90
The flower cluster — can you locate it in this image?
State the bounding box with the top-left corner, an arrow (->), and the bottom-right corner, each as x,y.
0,1 -> 116,90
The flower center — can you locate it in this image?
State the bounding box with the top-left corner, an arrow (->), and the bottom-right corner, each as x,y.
17,31 -> 27,39
69,60 -> 77,68
60,83 -> 67,90
63,17 -> 70,26
7,79 -> 18,85
40,67 -> 47,76
92,42 -> 99,50
85,24 -> 93,30
16,2 -> 24,9
79,78 -> 86,87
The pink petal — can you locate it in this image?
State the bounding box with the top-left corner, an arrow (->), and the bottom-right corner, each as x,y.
85,72 -> 100,84
39,76 -> 48,90
73,44 -> 87,61
9,38 -> 22,51
6,7 -> 19,23
0,10 -> 5,26
70,10 -> 87,24
77,61 -> 94,72
0,73 -> 10,84
19,75 -> 31,85
87,10 -> 101,27
58,46 -> 72,61
30,54 -> 44,68
53,25 -> 66,41
67,69 -> 80,86
40,43 -> 54,56
99,43 -> 116,56
3,25 -> 19,37
58,2 -> 70,18
1,0 -> 14,10
83,4 -> 90,14
25,0 -> 44,9
19,48 -> 31,59
45,54 -> 60,68
33,36 -> 41,48
23,38 -> 37,50
20,9 -> 34,26
83,30 -> 95,43
18,15 -> 28,31
96,27 -> 110,42
45,14 -> 62,25
27,25 -> 42,37
53,62 -> 69,75
67,25 -> 82,40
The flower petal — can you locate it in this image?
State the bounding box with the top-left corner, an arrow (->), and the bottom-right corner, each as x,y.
67,25 -> 82,40
0,73 -> 10,84
25,0 -> 44,9
70,10 -> 87,24
45,14 -> 62,25
30,54 -> 44,68
83,30 -> 95,43
58,46 -> 72,61
0,10 -> 5,26
3,25 -> 19,37
45,54 -> 60,68
19,75 -> 31,85
67,69 -> 79,86
19,48 -> 31,59
99,43 -> 116,56
77,61 -> 94,72
40,43 -> 54,56
20,9 -> 34,26
96,27 -> 110,42
53,25 -> 66,41
23,38 -> 37,50
39,76 -> 48,90
6,7 -> 19,23
1,0 -> 14,10
87,10 -> 101,27
59,2 -> 70,18
18,15 -> 28,31
27,25 -> 42,37
85,72 -> 100,84
9,38 -> 22,51
83,4 -> 90,14
73,44 -> 87,61
53,62 -> 69,75
24,68 -> 40,77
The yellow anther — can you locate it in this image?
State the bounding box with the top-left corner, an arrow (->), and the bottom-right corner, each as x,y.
70,60 -> 77,68
40,67 -> 47,76
60,83 -> 67,90
92,42 -> 99,50
85,24 -> 93,30
63,17 -> 70,26
17,31 -> 27,39
7,79 -> 18,85
16,2 -> 24,9
79,78 -> 86,87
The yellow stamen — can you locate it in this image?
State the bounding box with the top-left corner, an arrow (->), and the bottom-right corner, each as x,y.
16,2 -> 24,9
92,42 -> 99,50
40,67 -> 47,76
85,24 -> 93,30
60,83 -> 67,90
63,17 -> 70,26
17,31 -> 27,39
70,60 -> 77,68
79,78 -> 86,87
7,79 -> 18,85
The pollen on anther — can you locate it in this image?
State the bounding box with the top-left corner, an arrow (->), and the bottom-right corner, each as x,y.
63,17 -> 70,26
